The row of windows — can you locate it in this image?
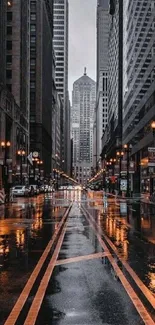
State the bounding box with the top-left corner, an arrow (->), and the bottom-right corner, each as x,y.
53,41 -> 64,46
54,36 -> 64,41
56,56 -> 64,61
54,5 -> 64,9
54,25 -> 64,30
54,20 -> 64,25
54,31 -> 64,36
54,11 -> 64,14
54,0 -> 64,4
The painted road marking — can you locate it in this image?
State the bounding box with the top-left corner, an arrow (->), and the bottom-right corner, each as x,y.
24,211 -> 68,325
56,252 -> 109,265
4,204 -> 72,325
95,210 -> 155,308
81,206 -> 155,325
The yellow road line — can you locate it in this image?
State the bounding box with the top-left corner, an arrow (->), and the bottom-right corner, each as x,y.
4,205 -> 72,325
24,213 -> 68,325
56,251 -> 109,265
89,206 -> 155,307
82,206 -> 155,325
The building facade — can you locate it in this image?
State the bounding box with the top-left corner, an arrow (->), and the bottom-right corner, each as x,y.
72,69 -> 96,185
53,0 -> 69,173
0,0 -> 30,189
123,0 -> 155,194
101,0 -> 123,159
95,0 -> 109,169
29,0 -> 55,180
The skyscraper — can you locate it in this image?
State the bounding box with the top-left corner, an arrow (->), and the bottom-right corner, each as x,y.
95,0 -> 109,168
29,0 -> 55,178
0,0 -> 30,188
101,0 -> 123,160
53,0 -> 69,173
123,0 -> 155,194
72,69 -> 96,185
0,0 -> 6,85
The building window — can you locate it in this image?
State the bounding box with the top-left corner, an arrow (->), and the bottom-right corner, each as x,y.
7,26 -> 12,35
6,55 -> 12,64
30,13 -> 36,21
30,58 -> 36,66
30,36 -> 36,43
7,84 -> 12,92
7,12 -> 12,21
7,40 -> 12,50
30,24 -> 36,32
30,81 -> 35,89
6,69 -> 12,79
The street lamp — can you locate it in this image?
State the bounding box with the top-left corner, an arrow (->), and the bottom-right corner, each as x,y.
1,141 -> 11,198
37,160 -> 43,184
116,151 -> 124,194
110,158 -> 116,193
123,144 -> 132,197
32,157 -> 39,183
150,121 -> 155,194
17,149 -> 25,185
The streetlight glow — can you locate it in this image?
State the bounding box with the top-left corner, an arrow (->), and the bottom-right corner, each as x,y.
151,121 -> 155,129
1,141 -> 5,148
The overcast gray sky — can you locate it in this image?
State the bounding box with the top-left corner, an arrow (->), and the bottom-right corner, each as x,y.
68,0 -> 97,101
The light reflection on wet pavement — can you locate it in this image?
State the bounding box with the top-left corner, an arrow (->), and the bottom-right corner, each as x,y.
0,193 -> 68,325
0,190 -> 155,324
36,201 -> 144,325
87,191 -> 155,295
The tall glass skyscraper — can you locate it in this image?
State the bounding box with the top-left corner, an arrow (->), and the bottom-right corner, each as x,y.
72,69 -> 96,184
53,0 -> 69,172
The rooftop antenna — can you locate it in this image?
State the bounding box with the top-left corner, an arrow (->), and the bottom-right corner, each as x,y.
84,67 -> 87,75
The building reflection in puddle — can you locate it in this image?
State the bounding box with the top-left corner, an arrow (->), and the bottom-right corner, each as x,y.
0,234 -> 10,267
105,215 -> 129,260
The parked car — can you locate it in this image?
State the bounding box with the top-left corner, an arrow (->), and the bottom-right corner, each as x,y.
12,185 -> 29,197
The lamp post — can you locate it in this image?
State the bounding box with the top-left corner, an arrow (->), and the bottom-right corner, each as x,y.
37,160 -> 43,185
150,121 -> 155,194
123,144 -> 132,197
32,157 -> 39,184
116,150 -> 124,195
1,141 -> 11,197
17,149 -> 25,185
110,158 -> 116,193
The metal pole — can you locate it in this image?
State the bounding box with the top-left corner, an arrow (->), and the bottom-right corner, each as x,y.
119,156 -> 122,195
33,161 -> 35,183
127,149 -> 130,197
20,155 -> 23,185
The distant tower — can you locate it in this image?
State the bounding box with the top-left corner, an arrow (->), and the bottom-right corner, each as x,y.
72,70 -> 96,185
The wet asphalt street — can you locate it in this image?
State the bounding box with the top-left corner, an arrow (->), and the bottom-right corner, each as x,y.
0,190 -> 155,324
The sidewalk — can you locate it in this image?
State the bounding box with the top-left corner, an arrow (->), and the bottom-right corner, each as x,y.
104,191 -> 155,205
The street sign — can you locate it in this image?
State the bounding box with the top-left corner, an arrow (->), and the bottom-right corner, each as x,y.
148,147 -> 155,166
6,159 -> 12,164
129,161 -> 135,173
120,179 -> 127,191
121,160 -> 127,174
27,152 -> 33,165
